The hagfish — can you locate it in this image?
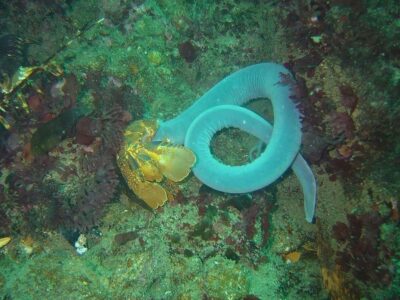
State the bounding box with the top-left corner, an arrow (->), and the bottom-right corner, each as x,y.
153,63 -> 317,222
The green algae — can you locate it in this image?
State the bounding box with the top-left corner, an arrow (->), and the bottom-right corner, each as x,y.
204,255 -> 249,299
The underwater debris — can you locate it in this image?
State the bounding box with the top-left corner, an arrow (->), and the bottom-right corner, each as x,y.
117,119 -> 195,209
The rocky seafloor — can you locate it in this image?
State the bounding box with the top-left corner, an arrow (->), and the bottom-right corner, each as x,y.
0,1 -> 399,299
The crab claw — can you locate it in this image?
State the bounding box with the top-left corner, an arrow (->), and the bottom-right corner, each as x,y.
155,146 -> 196,182
134,181 -> 168,209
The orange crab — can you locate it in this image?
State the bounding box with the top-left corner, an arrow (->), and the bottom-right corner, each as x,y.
117,119 -> 196,209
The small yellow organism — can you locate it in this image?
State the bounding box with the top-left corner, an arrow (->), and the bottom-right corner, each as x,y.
117,120 -> 196,209
0,237 -> 11,248
283,251 -> 301,263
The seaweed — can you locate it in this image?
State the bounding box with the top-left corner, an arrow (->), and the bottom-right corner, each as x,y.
332,212 -> 394,286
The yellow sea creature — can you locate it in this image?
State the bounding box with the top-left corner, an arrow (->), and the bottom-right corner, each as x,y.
283,251 -> 301,263
0,66 -> 42,95
117,119 -> 196,209
0,236 -> 11,248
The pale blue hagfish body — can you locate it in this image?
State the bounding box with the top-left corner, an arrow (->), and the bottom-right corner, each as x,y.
153,63 -> 317,223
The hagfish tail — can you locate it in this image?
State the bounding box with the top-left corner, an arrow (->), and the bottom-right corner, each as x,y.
153,63 -> 317,222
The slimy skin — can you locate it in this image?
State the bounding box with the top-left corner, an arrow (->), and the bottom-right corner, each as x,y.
153,63 -> 316,222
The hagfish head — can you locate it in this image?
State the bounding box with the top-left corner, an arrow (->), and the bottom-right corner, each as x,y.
152,119 -> 186,145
